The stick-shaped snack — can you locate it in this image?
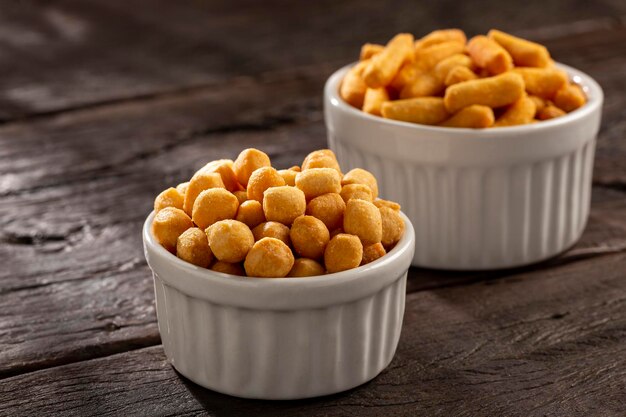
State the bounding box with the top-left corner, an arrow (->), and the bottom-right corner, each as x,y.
381,97 -> 449,125
440,105 -> 494,128
433,54 -> 474,81
444,66 -> 478,86
444,72 -> 525,113
400,72 -> 443,99
414,41 -> 466,71
488,29 -> 551,67
467,35 -> 513,74
528,95 -> 547,115
340,61 -> 369,108
360,43 -> 384,60
415,29 -> 467,49
363,33 -> 414,88
513,68 -> 567,99
362,88 -> 390,116
554,83 -> 586,112
389,62 -> 423,90
494,96 -> 537,126
538,105 -> 566,120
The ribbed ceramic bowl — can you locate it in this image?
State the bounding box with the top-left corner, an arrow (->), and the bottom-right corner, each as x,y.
325,63 -> 603,270
143,211 -> 415,400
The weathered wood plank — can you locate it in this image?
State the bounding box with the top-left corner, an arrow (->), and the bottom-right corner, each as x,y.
2,252 -> 624,416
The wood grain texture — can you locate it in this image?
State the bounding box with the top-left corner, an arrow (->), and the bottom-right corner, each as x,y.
1,252 -> 624,416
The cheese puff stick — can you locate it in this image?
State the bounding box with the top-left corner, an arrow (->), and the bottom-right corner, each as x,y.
414,41 -> 466,71
363,33 -> 414,88
528,95 -> 547,115
494,96 -> 537,127
360,43 -> 384,61
444,72 -> 525,113
433,54 -> 474,82
467,35 -> 513,74
415,29 -> 467,49
538,105 -> 566,120
554,83 -> 586,112
400,73 -> 443,99
488,29 -> 551,67
445,66 -> 478,86
389,62 -> 423,90
440,105 -> 494,128
381,97 -> 449,125
513,68 -> 567,99
362,88 -> 390,116
340,60 -> 369,108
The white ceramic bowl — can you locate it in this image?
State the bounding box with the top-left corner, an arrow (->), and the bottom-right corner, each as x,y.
325,63 -> 603,270
143,211 -> 415,400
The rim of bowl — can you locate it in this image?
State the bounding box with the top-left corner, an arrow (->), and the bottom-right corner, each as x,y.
143,210 -> 415,309
325,61 -> 603,137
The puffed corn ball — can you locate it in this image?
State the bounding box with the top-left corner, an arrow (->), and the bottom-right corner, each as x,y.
235,200 -> 266,229
380,206 -> 405,248
192,188 -> 239,230
176,227 -> 213,268
340,183 -> 373,203
211,261 -> 245,276
154,187 -> 184,213
263,186 -> 306,225
302,149 -> 342,173
152,207 -> 194,253
324,234 -> 363,273
341,168 -> 379,199
207,219 -> 254,263
244,237 -> 295,278
252,221 -> 291,246
362,242 -> 386,265
306,193 -> 345,231
278,169 -> 298,186
344,199 -> 383,245
233,148 -> 271,187
288,258 -> 326,277
247,166 -> 285,202
290,215 -> 330,259
295,168 -> 342,200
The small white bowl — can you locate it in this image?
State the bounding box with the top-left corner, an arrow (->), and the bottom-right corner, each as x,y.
325,63 -> 603,270
143,211 -> 415,400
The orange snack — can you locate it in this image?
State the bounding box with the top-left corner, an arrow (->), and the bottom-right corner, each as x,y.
361,242 -> 386,265
363,33 -> 414,88
233,190 -> 248,205
176,182 -> 189,196
154,187 -> 184,213
538,105 -> 567,120
290,215 -> 330,259
488,29 -> 551,67
301,149 -> 342,173
277,169 -> 298,186
343,199 -> 382,245
288,258 -> 326,277
494,96 -> 537,127
192,188 -> 239,230
400,73 -> 443,99
251,221 -> 291,246
206,219 -> 254,263
211,261 -> 245,276
415,29 -> 466,49
246,166 -> 285,202
341,168 -> 379,199
513,68 -> 567,99
554,84 -> 586,112
183,171 -> 225,216
263,186 -> 306,225
379,206 -> 405,248
382,97 -> 450,125
306,193 -> 346,231
389,62 -> 422,91
152,207 -> 193,253
433,54 -> 474,82
444,66 -> 478,86
362,88 -> 390,116
444,72 -> 525,113
244,237 -> 294,278
340,60 -> 369,108
360,43 -> 384,60
440,105 -> 494,128
340,183 -> 374,203
176,227 -> 213,268
195,159 -> 240,192
324,234 -> 363,273
295,168 -> 342,200
413,41 -> 466,71
467,35 -> 513,74
235,200 -> 266,229
528,95 -> 547,115
233,148 -> 271,188
373,199 -> 401,211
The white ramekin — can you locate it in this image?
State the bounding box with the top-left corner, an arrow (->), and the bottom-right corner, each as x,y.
143,211 -> 415,400
325,63 -> 603,270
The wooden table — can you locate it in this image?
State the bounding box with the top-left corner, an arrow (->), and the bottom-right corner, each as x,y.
1,1 -> 625,415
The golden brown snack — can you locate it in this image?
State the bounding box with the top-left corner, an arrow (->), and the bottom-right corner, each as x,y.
340,60 -> 369,108
361,242 -> 386,265
343,199 -> 383,245
363,88 -> 390,116
290,215 -> 330,259
400,73 -> 444,99
415,29 -> 466,49
329,228 -> 344,238
440,105 -> 494,128
341,168 -> 379,199
488,29 -> 551,67
295,168 -> 342,200
537,105 -> 566,120
233,148 -> 271,187
176,182 -> 189,196
444,72 -> 525,113
513,68 -> 567,99
206,219 -> 254,263
382,97 -> 450,125
263,186 -> 306,225
373,199 -> 401,211
467,35 -> 513,74
554,83 -> 586,112
528,95 -> 547,115
494,96 -> 536,127
246,166 -> 286,202
195,159 -> 241,192
244,237 -> 295,278
363,33 -> 414,88
324,234 -> 364,273
211,261 -> 245,276
444,65 -> 479,86
235,200 -> 266,229
433,54 -> 474,82
183,172 -> 225,216
340,183 -> 374,203
413,41 -> 466,71
154,187 -> 184,213
152,207 -> 193,253
360,43 -> 384,60
192,188 -> 239,230
390,62 -> 422,90
176,227 -> 213,268
306,193 -> 346,231
277,169 -> 298,186
251,221 -> 291,246
288,258 -> 326,277
301,149 -> 342,173
379,206 -> 405,248
233,190 -> 248,205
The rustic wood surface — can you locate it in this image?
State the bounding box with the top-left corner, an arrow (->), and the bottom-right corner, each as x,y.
1,0 -> 625,415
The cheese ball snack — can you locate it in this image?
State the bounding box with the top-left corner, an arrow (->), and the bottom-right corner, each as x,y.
192,188 -> 239,230
344,199 -> 383,245
195,159 -> 241,192
152,207 -> 193,253
361,242 -> 386,265
244,237 -> 295,278
207,219 -> 254,263
233,148 -> 271,187
288,258 -> 326,277
467,35 -> 513,75
277,169 -> 298,186
211,261 -> 245,276
176,227 -> 213,268
494,96 -> 536,127
340,184 -> 374,203
440,104 -> 494,128
363,33 -> 414,88
235,200 -> 266,229
341,168 -> 379,199
252,221 -> 291,246
295,168 -> 342,200
382,97 -> 450,125
176,182 -> 189,196
290,215 -> 330,259
306,193 -> 346,231
183,171 -> 225,215
444,72 -> 524,113
233,190 -> 248,205
247,166 -> 285,202
373,199 -> 401,211
379,206 -> 405,248
263,186 -> 306,225
324,234 -> 363,273
488,29 -> 551,68
301,149 -> 342,173
154,187 -> 184,213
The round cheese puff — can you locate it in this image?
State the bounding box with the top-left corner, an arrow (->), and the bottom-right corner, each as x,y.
330,228 -> 344,238
195,159 -> 241,192
211,261 -> 245,276
361,242 -> 386,265
233,148 -> 271,187
278,169 -> 298,186
373,198 -> 401,211
235,200 -> 266,229
324,233 -> 363,273
252,221 -> 291,246
152,207 -> 193,253
306,193 -> 345,231
302,149 -> 341,173
176,182 -> 189,196
206,219 -> 254,263
289,166 -> 301,172
183,172 -> 225,215
192,188 -> 239,230
233,190 -> 248,205
244,237 -> 295,278
340,184 -> 373,203
290,215 -> 330,259
263,186 -> 306,226
341,168 -> 379,199
247,167 -> 286,202
295,168 -> 342,200
343,199 -> 382,245
380,206 -> 405,248
288,258 -> 326,277
176,227 -> 212,268
154,187 -> 184,213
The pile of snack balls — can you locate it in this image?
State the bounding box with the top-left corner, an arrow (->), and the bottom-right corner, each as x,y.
151,148 -> 405,278
341,29 -> 587,128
